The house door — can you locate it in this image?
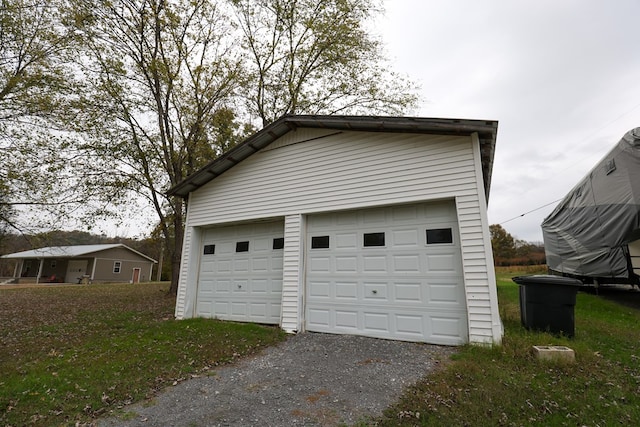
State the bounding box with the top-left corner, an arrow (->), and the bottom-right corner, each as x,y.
66,260 -> 87,283
132,268 -> 141,284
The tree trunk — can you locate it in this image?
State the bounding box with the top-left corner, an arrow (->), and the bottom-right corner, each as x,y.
168,200 -> 185,295
169,253 -> 181,295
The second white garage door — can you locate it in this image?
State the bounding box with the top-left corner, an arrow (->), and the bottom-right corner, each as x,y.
305,201 -> 468,344
196,221 -> 284,324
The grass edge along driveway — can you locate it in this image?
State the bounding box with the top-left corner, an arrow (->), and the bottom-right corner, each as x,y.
371,268 -> 640,426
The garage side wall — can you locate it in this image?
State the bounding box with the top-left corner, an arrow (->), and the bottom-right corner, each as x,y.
175,223 -> 201,319
455,133 -> 502,344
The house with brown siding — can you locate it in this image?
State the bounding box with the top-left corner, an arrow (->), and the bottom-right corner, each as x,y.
1,244 -> 156,284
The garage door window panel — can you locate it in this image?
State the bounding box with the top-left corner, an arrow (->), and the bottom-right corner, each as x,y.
426,228 -> 453,244
272,237 -> 284,249
311,236 -> 330,249
363,232 -> 385,247
236,241 -> 249,252
203,244 -> 215,255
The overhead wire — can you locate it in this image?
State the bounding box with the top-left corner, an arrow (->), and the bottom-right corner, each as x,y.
497,101 -> 640,227
499,198 -> 564,225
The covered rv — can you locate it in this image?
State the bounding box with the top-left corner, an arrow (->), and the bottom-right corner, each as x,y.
542,128 -> 640,285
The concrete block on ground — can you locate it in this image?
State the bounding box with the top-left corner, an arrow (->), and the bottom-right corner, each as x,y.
532,345 -> 575,363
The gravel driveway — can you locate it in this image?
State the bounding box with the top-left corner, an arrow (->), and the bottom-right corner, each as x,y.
97,332 -> 456,426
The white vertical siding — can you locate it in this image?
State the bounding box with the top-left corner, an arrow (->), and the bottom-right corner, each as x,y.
455,133 -> 502,344
175,224 -> 202,319
281,214 -> 305,332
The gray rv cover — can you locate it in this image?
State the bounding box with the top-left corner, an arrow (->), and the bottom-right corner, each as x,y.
542,128 -> 640,279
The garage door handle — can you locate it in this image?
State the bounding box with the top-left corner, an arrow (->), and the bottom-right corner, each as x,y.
372,290 -> 377,295
238,284 -> 242,289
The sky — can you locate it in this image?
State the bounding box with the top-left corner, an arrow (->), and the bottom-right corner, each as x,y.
376,0 -> 640,242
93,0 -> 640,241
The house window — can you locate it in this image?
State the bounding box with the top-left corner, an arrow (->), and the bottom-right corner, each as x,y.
364,232 -> 385,247
273,238 -> 284,250
426,228 -> 453,244
203,244 -> 215,255
311,236 -> 330,249
113,261 -> 122,273
236,241 -> 249,252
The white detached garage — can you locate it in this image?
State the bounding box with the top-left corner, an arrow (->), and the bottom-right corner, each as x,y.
169,115 -> 503,345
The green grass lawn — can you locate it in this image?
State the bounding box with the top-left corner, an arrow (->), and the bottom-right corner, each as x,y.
0,283 -> 286,426
4,272 -> 640,426
373,268 -> 640,426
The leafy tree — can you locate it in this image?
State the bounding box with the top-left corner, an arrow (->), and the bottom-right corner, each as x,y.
0,180 -> 13,246
0,0 -> 86,234
65,0 -> 418,294
514,239 -> 546,265
232,0 -> 419,126
489,224 -> 546,266
489,224 -> 516,261
69,0 -> 250,293
0,0 -> 419,291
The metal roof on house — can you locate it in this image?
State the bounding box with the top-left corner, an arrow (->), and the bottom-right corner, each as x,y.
167,115 -> 498,201
1,244 -> 157,263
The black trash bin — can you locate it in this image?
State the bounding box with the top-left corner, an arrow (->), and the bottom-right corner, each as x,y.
512,275 -> 582,337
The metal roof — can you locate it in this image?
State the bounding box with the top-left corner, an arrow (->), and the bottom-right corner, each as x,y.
1,244 -> 157,263
167,114 -> 498,201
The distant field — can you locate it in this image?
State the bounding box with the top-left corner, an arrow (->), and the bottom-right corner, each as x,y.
494,264 -> 548,274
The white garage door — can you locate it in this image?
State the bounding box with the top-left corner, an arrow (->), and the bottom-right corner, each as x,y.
305,201 -> 468,344
196,221 -> 284,324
